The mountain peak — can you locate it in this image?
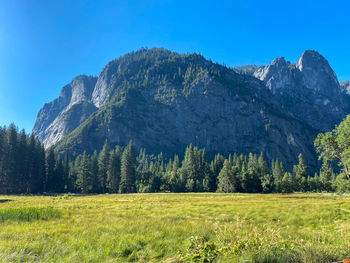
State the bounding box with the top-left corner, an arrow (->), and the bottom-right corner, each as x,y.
60,75 -> 98,106
270,57 -> 288,65
296,50 -> 340,96
252,56 -> 293,94
296,50 -> 326,70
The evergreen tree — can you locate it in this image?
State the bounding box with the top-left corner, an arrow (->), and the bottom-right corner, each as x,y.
17,129 -> 28,192
27,134 -> 39,193
62,152 -> 69,191
182,144 -> 196,192
240,161 -> 250,192
98,139 -> 110,193
54,157 -> 65,192
35,140 -> 46,193
308,173 -> 321,192
76,151 -> 92,193
69,155 -> 81,192
293,153 -> 308,192
0,127 -> 8,192
45,147 -> 56,192
120,141 -> 136,193
258,152 -> 269,178
217,160 -> 237,192
210,153 -> 224,191
90,151 -> 99,193
182,145 -> 210,192
272,159 -> 285,193
261,174 -> 274,193
107,146 -> 122,193
242,153 -> 262,193
319,159 -> 335,192
281,172 -> 294,193
7,124 -> 18,193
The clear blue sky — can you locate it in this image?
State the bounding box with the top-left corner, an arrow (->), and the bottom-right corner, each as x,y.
0,0 -> 349,132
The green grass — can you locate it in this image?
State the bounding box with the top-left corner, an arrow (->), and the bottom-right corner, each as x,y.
0,207 -> 62,222
0,193 -> 349,262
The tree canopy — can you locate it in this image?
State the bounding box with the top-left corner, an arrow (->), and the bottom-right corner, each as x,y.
315,115 -> 350,179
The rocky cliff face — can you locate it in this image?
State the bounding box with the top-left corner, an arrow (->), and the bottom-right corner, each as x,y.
32,48 -> 350,170
236,50 -> 346,132
341,81 -> 350,95
32,75 -> 98,148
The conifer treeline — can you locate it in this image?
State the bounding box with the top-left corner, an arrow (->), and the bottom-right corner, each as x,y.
0,125 -> 46,193
0,125 -> 336,194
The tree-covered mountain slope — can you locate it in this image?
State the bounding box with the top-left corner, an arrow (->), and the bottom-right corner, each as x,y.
33,48 -> 350,170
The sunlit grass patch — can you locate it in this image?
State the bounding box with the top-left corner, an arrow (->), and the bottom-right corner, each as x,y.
0,207 -> 62,222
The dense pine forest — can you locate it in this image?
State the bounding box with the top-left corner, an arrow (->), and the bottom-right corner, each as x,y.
2,116 -> 350,194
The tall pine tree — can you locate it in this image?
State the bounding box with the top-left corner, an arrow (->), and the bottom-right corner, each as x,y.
120,141 -> 136,193
107,146 -> 122,193
98,139 -> 110,193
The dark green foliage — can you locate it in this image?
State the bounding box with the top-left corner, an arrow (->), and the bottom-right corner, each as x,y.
106,146 -> 122,193
314,114 -> 350,193
333,173 -> 350,193
0,122 -> 342,194
281,172 -> 294,193
90,151 -> 99,193
261,174 -> 274,193
209,154 -> 225,192
6,124 -> 19,192
76,151 -> 93,193
45,148 -> 65,192
181,145 -> 211,192
45,148 -> 56,192
319,160 -> 335,192
308,173 -> 322,192
293,154 -> 309,192
272,159 -> 285,192
315,114 -> 350,179
217,160 -> 236,192
0,125 -> 59,194
242,153 -> 262,193
0,125 -> 68,194
258,152 -> 269,178
98,140 -> 110,193
120,141 -> 136,193
180,236 -> 219,262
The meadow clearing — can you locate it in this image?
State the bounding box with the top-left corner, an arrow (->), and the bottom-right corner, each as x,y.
0,193 -> 349,262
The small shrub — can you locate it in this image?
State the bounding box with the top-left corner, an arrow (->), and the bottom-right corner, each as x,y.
180,236 -> 219,262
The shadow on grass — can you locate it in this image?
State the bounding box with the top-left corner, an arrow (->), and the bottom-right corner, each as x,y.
0,199 -> 13,203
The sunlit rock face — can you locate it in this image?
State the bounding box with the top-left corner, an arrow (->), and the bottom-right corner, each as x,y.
32,75 -> 98,148
341,81 -> 350,95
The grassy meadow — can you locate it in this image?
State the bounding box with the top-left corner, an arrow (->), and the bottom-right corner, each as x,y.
0,193 -> 349,262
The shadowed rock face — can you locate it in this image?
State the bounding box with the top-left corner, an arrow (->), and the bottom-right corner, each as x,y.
253,57 -> 295,94
238,50 -> 346,132
296,50 -> 341,98
33,48 -> 350,170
